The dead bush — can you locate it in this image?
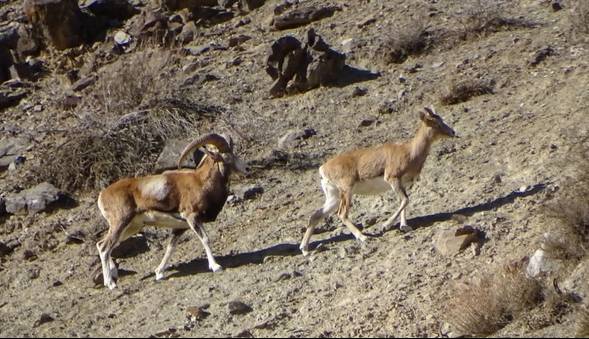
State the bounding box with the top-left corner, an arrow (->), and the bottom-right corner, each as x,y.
457,0 -> 537,39
542,143 -> 589,262
30,48 -> 226,192
377,18 -> 430,64
569,0 -> 589,38
443,262 -> 542,336
576,306 -> 589,337
36,99 -> 220,192
439,78 -> 495,105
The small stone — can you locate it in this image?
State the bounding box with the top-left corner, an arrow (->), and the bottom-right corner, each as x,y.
352,86 -> 368,97
434,226 -> 482,256
33,313 -> 54,327
228,301 -> 252,315
551,1 -> 563,11
114,31 -> 131,45
71,76 -> 96,92
359,117 -> 376,127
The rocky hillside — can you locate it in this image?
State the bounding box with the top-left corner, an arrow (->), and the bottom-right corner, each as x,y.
1,0 -> 589,337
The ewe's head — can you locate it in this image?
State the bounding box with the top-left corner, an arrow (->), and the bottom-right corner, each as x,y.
419,106 -> 457,139
178,134 -> 250,175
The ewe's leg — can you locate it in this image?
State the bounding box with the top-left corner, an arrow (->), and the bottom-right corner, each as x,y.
155,229 -> 187,280
185,215 -> 222,272
337,190 -> 367,242
381,177 -> 411,232
300,179 -> 340,256
96,224 -> 126,290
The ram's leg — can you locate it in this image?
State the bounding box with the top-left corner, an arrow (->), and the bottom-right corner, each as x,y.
185,215 -> 222,272
155,229 -> 187,280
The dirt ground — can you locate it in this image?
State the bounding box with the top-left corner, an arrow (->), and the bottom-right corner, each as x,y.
1,0 -> 588,337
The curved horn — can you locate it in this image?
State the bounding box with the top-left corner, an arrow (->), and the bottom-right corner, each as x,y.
177,133 -> 231,169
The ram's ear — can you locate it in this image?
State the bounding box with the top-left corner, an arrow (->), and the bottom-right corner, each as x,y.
221,133 -> 234,151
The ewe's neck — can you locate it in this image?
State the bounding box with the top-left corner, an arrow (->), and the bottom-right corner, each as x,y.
409,122 -> 436,161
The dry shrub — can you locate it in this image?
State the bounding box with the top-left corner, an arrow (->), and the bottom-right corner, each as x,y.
457,0 -> 537,39
542,143 -> 589,263
440,78 -> 495,105
378,18 -> 430,64
443,262 -> 542,336
32,48 -> 224,192
569,0 -> 589,38
576,306 -> 589,337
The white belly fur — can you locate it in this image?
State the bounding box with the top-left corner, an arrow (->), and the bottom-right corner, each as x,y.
130,210 -> 189,229
353,177 -> 391,195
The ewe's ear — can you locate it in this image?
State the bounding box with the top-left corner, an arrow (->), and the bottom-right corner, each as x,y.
423,106 -> 436,116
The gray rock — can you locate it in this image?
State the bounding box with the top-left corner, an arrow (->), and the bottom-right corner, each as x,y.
71,75 -> 96,92
526,248 -> 562,277
228,301 -> 252,315
0,241 -> 12,257
113,31 -> 131,46
277,128 -> 316,149
33,313 -> 54,327
4,182 -> 63,215
183,43 -> 227,56
228,34 -> 251,47
0,89 -> 28,109
434,226 -> 482,256
0,136 -> 30,170
80,0 -> 139,20
235,184 -> 263,200
155,138 -> 201,172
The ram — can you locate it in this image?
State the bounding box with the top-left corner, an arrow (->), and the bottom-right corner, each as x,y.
96,133 -> 248,289
300,106 -> 457,256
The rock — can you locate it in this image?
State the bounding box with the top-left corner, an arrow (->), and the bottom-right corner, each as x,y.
266,29 -> 346,97
359,117 -> 376,127
59,92 -> 82,108
154,138 -> 203,172
352,86 -> 367,97
434,226 -> 482,256
529,46 -> 554,67
271,5 -> 340,30
0,241 -> 12,257
228,34 -> 251,47
377,100 -> 398,114
235,184 -> 263,200
526,248 -> 562,277
80,0 -> 139,20
71,75 -> 96,92
161,0 -> 217,11
183,42 -> 227,56
0,24 -> 19,48
113,31 -> 131,45
551,0 -> 563,11
23,0 -> 85,50
177,21 -> 196,44
277,128 -> 316,149
228,301 -> 252,315
33,313 -> 54,327
0,136 -> 30,170
233,329 -> 253,338
238,0 -> 265,12
0,89 -> 28,109
4,182 -> 64,215
186,305 -> 210,321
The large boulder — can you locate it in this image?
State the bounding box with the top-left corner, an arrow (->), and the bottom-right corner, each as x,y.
4,182 -> 64,215
434,225 -> 483,256
80,0 -> 139,21
24,0 -> 85,50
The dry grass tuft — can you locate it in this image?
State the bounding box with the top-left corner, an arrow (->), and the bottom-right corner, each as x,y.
378,18 -> 430,64
569,0 -> 589,38
576,306 -> 589,337
443,262 -> 542,336
440,78 -> 495,105
31,48 -> 224,192
457,0 -> 537,39
542,143 -> 589,262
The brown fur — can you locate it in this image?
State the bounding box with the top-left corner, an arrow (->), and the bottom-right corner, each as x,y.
300,107 -> 457,255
